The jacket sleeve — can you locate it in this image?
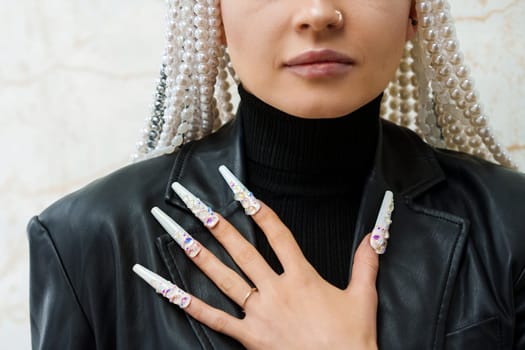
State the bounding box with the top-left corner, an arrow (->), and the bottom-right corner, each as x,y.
515,268 -> 525,349
27,216 -> 96,350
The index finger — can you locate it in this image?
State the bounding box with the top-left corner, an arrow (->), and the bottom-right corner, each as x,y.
218,165 -> 307,273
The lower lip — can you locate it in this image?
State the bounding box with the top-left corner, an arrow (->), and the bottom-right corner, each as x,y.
284,62 -> 353,78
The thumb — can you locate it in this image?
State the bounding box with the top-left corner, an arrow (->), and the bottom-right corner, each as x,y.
349,233 -> 379,290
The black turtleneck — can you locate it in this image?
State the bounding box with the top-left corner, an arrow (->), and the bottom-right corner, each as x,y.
238,85 -> 381,289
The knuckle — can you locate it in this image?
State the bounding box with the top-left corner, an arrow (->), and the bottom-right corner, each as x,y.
238,246 -> 257,265
360,258 -> 379,275
211,314 -> 229,333
218,275 -> 235,293
355,249 -> 378,272
265,227 -> 286,243
291,269 -> 315,287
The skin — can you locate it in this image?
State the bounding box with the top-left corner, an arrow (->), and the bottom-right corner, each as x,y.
182,202 -> 381,349
220,0 -> 417,118
174,1 -> 418,348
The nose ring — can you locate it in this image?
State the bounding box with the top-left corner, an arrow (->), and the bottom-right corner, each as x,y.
333,10 -> 343,27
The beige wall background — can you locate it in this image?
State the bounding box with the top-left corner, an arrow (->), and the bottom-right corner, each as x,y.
1,0 -> 524,348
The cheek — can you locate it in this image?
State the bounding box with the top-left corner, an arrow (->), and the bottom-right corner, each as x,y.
358,13 -> 409,72
220,3 -> 285,82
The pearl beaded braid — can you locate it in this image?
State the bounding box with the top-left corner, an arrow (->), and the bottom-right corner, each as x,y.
133,0 -> 516,169
132,0 -> 233,161
383,0 -> 516,168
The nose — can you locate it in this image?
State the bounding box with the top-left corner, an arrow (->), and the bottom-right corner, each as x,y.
293,1 -> 343,32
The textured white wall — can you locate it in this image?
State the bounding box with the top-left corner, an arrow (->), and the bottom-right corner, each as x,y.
1,1 -> 524,348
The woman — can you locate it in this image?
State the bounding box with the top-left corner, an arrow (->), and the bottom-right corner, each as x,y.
28,0 -> 525,349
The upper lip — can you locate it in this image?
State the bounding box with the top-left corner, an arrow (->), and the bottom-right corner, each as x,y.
283,49 -> 354,66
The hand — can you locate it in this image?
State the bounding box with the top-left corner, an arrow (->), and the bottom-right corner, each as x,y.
189,202 -> 379,350
135,170 -> 393,350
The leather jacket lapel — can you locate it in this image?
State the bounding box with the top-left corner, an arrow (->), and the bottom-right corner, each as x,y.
372,194 -> 468,350
355,121 -> 469,349
157,117 -> 256,349
163,118 -> 248,220
157,117 -> 469,349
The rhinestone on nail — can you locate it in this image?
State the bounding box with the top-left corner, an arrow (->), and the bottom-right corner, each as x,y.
151,207 -> 202,258
219,165 -> 261,215
370,191 -> 395,255
132,264 -> 192,309
172,182 -> 220,228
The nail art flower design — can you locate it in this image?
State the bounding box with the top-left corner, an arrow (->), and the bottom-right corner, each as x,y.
370,191 -> 394,255
172,182 -> 220,228
133,264 -> 191,308
219,165 -> 261,215
151,207 -> 202,258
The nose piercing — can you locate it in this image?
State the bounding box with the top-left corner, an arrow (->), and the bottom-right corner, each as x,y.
333,10 -> 343,27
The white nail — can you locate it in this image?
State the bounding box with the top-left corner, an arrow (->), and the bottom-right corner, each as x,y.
172,182 -> 220,228
370,190 -> 394,255
218,165 -> 261,215
151,207 -> 202,258
133,264 -> 191,308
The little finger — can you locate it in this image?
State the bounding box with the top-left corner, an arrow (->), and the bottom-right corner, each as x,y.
133,264 -> 245,340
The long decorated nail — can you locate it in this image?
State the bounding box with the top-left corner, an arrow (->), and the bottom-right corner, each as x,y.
172,182 -> 220,228
151,207 -> 202,257
133,264 -> 191,308
218,165 -> 261,215
370,191 -> 394,255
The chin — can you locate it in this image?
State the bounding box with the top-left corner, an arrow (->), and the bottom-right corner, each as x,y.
282,98 -> 364,119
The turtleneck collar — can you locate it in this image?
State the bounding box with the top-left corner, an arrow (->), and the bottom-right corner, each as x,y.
238,84 -> 382,196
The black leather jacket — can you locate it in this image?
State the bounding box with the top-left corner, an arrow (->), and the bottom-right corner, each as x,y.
28,118 -> 525,349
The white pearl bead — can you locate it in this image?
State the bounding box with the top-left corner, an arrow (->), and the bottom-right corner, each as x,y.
420,15 -> 434,28
177,122 -> 189,134
460,79 -> 473,91
172,135 -> 183,147
418,2 -> 432,14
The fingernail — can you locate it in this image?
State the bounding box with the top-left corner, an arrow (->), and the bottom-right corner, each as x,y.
151,207 -> 202,257
218,165 -> 261,215
370,190 -> 394,255
172,182 -> 220,228
133,264 -> 191,308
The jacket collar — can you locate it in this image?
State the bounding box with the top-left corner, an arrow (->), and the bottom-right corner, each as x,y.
164,116 -> 446,211
164,117 -> 246,218
159,116 -> 467,350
